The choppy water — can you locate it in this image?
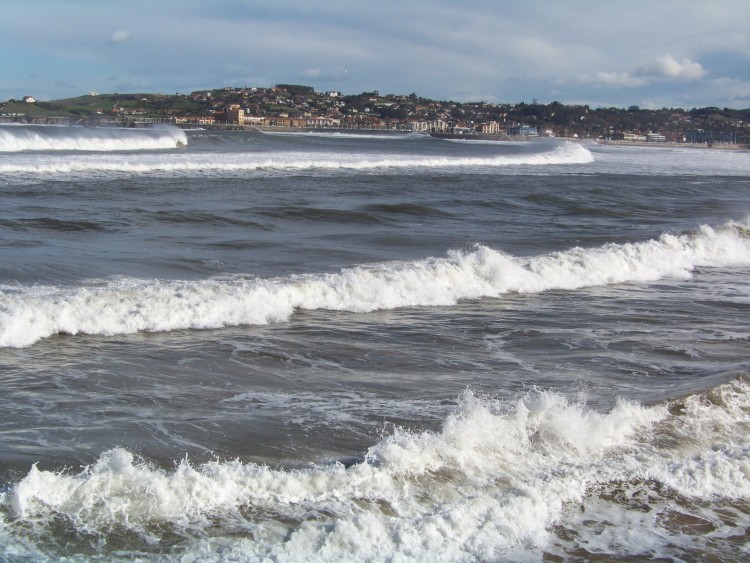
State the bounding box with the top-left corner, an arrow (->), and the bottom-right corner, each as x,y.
1,124 -> 749,561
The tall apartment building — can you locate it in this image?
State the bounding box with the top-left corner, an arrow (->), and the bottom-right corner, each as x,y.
227,104 -> 244,124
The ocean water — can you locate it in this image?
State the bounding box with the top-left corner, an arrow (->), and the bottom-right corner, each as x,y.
1,124 -> 749,561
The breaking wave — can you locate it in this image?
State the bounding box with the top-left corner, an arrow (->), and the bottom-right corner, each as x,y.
0,124 -> 187,152
1,220 -> 748,348
0,141 -> 592,176
2,377 -> 749,561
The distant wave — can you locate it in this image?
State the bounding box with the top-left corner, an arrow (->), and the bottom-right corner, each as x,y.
444,137 -> 531,145
0,141 -> 592,176
0,125 -> 187,152
261,130 -> 422,140
3,377 -> 749,560
1,220 -> 748,348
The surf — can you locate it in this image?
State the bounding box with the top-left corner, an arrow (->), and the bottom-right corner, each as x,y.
1,220 -> 748,348
0,124 -> 187,152
0,141 -> 592,177
3,377 -> 749,561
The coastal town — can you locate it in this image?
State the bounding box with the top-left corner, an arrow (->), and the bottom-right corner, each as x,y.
2,84 -> 749,146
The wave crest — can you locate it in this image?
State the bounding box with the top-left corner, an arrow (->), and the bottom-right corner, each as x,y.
4,378 -> 749,560
1,221 -> 748,348
0,141 -> 591,175
0,125 -> 187,152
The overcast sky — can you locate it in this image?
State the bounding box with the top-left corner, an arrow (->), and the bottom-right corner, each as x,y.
2,0 -> 749,108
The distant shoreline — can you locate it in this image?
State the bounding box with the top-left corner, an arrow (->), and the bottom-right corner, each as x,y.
4,119 -> 747,150
176,123 -> 414,136
595,139 -> 748,150
195,124 -> 750,149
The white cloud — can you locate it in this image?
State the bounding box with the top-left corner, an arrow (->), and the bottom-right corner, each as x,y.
591,72 -> 647,88
636,55 -> 706,80
2,1 -> 748,107
111,30 -> 131,44
585,54 -> 707,91
708,77 -> 750,101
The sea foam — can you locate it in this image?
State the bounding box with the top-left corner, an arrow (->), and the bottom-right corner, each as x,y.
0,125 -> 187,152
0,140 -> 592,176
3,378 -> 749,561
0,221 -> 748,348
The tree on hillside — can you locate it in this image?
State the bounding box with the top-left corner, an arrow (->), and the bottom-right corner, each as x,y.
275,84 -> 315,96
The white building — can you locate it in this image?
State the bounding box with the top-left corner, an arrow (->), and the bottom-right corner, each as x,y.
480,121 -> 502,134
623,132 -> 647,142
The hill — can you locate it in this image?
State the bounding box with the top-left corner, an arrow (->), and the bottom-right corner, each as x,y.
2,88 -> 749,144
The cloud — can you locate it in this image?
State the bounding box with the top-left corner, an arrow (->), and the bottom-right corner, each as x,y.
708,77 -> 750,102
2,1 -> 748,107
591,72 -> 647,88
586,54 -> 707,90
302,68 -> 350,83
111,30 -> 131,44
635,55 -> 706,80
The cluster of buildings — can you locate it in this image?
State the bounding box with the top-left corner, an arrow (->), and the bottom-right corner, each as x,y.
612,132 -> 667,142
5,85 -> 747,145
175,89 -> 546,137
169,86 -> 728,142
201,107 -> 545,137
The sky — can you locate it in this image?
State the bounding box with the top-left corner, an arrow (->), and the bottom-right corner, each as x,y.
1,0 -> 749,109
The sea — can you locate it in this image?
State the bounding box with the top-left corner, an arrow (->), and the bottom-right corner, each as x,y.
0,123 -> 749,562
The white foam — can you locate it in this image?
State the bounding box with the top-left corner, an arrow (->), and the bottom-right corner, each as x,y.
1,221 -> 748,348
0,141 -> 592,176
0,125 -> 187,152
3,379 -> 749,560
